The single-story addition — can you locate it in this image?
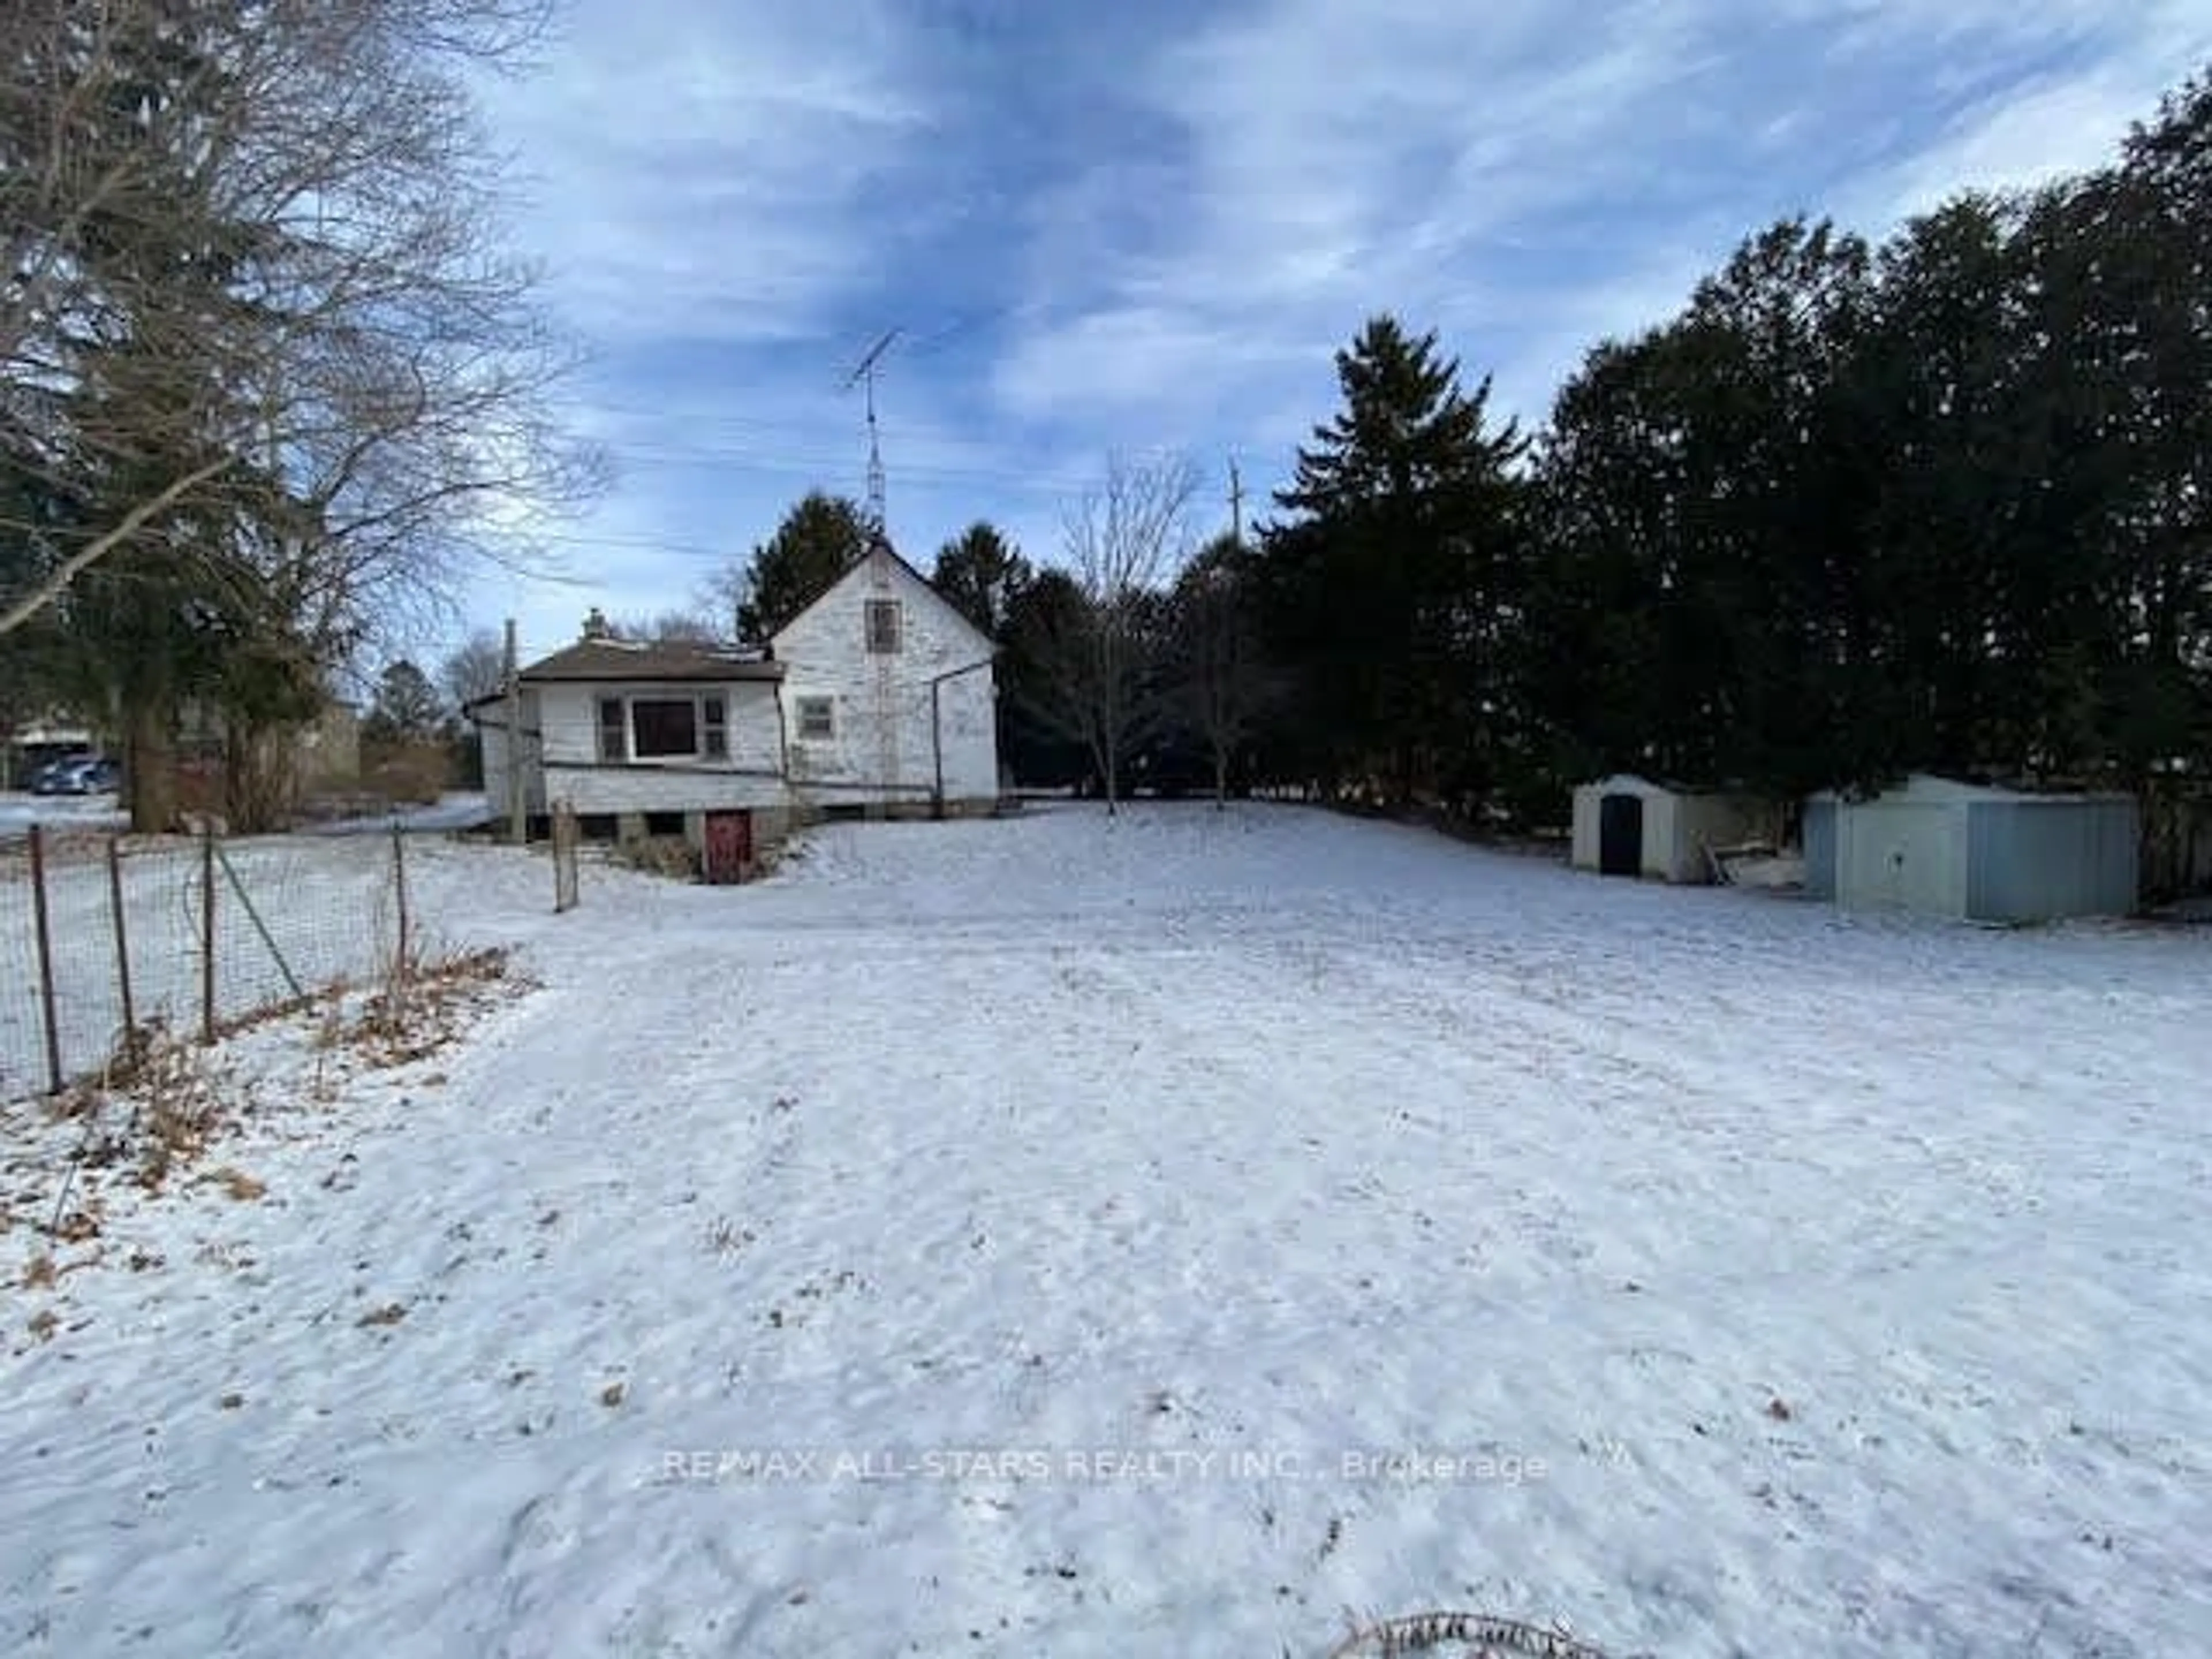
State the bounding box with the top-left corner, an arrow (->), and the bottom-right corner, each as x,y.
472,536 -> 1001,870
1570,773 -> 1771,884
475,628 -> 791,867
1803,773 -> 2140,923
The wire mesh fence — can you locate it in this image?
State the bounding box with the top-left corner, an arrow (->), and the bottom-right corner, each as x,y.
0,821 -> 455,1103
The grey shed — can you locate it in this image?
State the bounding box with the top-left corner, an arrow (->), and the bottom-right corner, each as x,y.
1813,774 -> 2139,923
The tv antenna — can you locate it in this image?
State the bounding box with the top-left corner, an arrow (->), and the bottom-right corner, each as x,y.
843,327 -> 902,535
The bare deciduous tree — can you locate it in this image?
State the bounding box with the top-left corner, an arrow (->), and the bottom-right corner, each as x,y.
0,0 -> 600,828
1032,452 -> 1200,813
439,627 -> 507,711
609,608 -> 724,645
1169,533 -> 1272,807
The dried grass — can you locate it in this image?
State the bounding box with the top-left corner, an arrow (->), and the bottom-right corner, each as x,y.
604,835 -> 701,882
1324,1611 -> 1639,1658
343,944 -> 517,1068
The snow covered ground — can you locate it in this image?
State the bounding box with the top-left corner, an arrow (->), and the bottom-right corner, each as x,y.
2,802 -> 2208,1657
299,793 -> 495,836
0,790 -> 126,839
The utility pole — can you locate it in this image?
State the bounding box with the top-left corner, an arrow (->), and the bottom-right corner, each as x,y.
1228,457 -> 1245,546
503,617 -> 524,845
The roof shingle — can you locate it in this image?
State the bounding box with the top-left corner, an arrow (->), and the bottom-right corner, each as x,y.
518,639 -> 783,684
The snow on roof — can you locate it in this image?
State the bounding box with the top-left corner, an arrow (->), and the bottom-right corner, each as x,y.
1818,773 -> 2138,806
518,638 -> 783,684
1577,772 -> 1765,799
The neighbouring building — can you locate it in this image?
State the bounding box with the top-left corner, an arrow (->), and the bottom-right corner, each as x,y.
297,702 -> 364,794
1804,773 -> 2140,923
474,537 -> 1001,872
1,714 -> 98,788
173,695 -> 365,820
1570,773 -> 1772,884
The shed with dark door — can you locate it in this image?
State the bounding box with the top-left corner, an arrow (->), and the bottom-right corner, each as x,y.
1570,774 -> 1770,885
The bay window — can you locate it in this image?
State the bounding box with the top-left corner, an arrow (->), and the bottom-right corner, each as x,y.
593,692 -> 731,763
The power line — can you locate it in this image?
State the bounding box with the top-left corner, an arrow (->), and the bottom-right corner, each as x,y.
604,448 -> 1099,494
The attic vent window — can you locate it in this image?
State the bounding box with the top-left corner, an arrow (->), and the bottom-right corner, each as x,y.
864,599 -> 902,654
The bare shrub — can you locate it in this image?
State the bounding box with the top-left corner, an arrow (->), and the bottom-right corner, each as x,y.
1325,1611 -> 1640,1658
361,740 -> 453,806
123,1032 -> 228,1191
605,836 -> 701,882
345,944 -> 518,1069
704,1216 -> 756,1257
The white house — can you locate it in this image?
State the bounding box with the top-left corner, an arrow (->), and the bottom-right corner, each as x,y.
474,540 -> 1000,868
771,537 -> 999,817
1570,772 -> 1771,884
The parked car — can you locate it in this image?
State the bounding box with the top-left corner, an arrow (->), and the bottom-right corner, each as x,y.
29,755 -> 120,796
25,754 -> 89,794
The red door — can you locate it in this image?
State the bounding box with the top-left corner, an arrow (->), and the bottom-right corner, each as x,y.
703,810 -> 752,884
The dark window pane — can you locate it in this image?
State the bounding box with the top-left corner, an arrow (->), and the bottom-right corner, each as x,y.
596,698 -> 626,761
702,695 -> 728,758
631,698 -> 697,757
865,599 -> 901,654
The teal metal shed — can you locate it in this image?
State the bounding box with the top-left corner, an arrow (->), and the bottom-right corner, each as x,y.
1819,775 -> 2138,922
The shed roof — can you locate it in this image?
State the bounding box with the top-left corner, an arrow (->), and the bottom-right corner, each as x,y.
1576,772 -> 1763,800
518,638 -> 784,685
1815,772 -> 2136,806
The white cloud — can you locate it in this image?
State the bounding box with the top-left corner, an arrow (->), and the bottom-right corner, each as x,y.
992,306 -> 1319,429
1842,3 -> 2212,228
480,0 -> 934,346
987,0 -> 1734,445
989,0 -> 2210,456
455,0 -> 2210,633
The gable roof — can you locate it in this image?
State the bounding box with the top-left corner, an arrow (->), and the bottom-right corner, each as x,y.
519,638 -> 784,685
767,534 -> 996,654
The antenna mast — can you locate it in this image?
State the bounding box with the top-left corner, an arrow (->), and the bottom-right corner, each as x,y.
843,327 -> 902,535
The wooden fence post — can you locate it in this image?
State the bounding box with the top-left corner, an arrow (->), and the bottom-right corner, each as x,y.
200,823 -> 217,1045
27,824 -> 63,1095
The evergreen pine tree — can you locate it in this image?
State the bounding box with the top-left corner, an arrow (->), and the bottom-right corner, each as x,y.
1263,315 -> 1525,809
737,493 -> 872,639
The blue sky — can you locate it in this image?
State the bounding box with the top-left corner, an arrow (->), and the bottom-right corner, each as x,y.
456,0 -> 2209,666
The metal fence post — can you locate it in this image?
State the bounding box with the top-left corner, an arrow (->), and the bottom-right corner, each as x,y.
107,837 -> 136,1046
200,823 -> 217,1045
27,824 -> 64,1095
392,821 -> 411,986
